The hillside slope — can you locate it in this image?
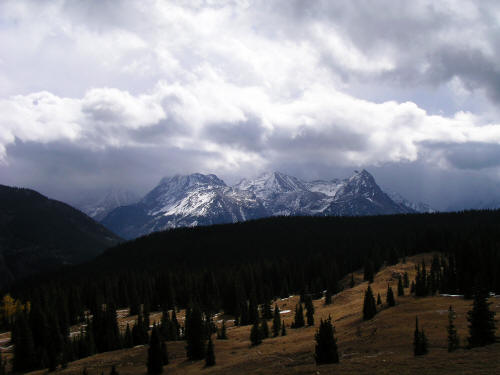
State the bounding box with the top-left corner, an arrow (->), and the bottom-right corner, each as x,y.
16,254 -> 500,375
0,185 -> 121,287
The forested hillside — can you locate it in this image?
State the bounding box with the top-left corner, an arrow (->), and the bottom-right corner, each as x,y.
0,185 -> 121,288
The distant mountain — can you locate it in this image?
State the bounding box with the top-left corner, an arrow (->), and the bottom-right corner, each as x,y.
102,170 -> 424,239
101,174 -> 267,239
385,190 -> 435,213
0,185 -> 121,287
75,188 -> 140,221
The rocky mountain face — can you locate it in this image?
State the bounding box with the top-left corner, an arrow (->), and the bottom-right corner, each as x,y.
0,185 -> 121,287
102,170 -> 424,240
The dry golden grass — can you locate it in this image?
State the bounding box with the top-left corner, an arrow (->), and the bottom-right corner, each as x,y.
15,254 -> 500,374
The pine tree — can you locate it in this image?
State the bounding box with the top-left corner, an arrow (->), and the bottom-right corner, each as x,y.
403,272 -> 410,288
305,296 -> 315,326
292,304 -> 305,328
324,290 -> 332,305
467,288 -> 496,347
260,318 -> 269,339
262,300 -> 273,320
250,320 -> 262,346
12,313 -> 35,373
376,293 -> 382,305
110,365 -> 119,375
350,273 -> 355,288
398,277 -> 404,297
386,285 -> 396,307
185,305 -> 206,360
364,260 -> 374,283
314,316 -> 339,364
447,306 -> 460,352
147,327 -> 163,374
272,305 -> 281,337
362,286 -> 377,320
281,320 -> 286,336
413,316 -> 428,356
217,320 -> 228,340
205,336 -> 215,367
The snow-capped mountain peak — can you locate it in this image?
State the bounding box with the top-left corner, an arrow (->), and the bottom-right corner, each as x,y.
101,170 -> 430,239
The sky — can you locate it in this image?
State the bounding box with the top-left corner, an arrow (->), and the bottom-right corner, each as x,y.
2,0 -> 500,210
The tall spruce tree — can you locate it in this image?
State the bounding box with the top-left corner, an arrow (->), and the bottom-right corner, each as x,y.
281,320 -> 286,336
272,305 -> 281,337
147,327 -> 163,374
124,324 -> 133,348
110,365 -> 119,375
185,305 -> 206,360
386,285 -> 396,307
363,286 -> 377,320
217,320 -> 228,340
376,293 -> 382,305
413,316 -> 428,356
403,272 -> 410,288
205,336 -> 215,367
398,277 -> 405,297
364,260 -> 375,283
260,318 -> 269,339
292,304 -> 305,328
324,290 -> 332,305
250,320 -> 262,346
12,313 -> 35,373
447,306 -> 460,352
314,316 -> 339,364
467,289 -> 496,347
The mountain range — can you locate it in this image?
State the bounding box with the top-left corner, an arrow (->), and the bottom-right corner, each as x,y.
100,170 -> 433,239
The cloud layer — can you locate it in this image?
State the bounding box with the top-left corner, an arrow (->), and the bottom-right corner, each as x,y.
2,0 -> 500,208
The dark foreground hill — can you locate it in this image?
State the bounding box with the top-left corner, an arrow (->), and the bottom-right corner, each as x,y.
0,185 -> 121,287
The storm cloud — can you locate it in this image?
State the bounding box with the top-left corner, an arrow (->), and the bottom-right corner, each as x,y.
2,0 -> 500,209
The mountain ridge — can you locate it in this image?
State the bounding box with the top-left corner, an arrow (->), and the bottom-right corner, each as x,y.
101,170 -> 427,239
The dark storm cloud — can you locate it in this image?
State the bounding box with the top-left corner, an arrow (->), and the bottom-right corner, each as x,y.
2,0 -> 500,208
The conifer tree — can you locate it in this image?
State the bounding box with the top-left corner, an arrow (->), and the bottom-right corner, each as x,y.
217,320 -> 228,340
12,313 -> 35,373
398,277 -> 404,297
403,272 -> 410,288
110,365 -> 119,375
305,296 -> 315,326
314,316 -> 339,364
281,320 -> 286,336
324,290 -> 332,305
350,273 -> 355,288
205,336 -> 215,367
250,320 -> 262,346
376,293 -> 382,305
364,260 -> 375,283
185,305 -> 206,360
147,327 -> 163,374
262,300 -> 273,320
260,317 -> 269,339
447,306 -> 460,352
467,288 -> 496,347
292,304 -> 305,328
272,305 -> 281,337
171,310 -> 180,340
386,285 -> 396,307
413,316 -> 428,356
362,286 -> 377,320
